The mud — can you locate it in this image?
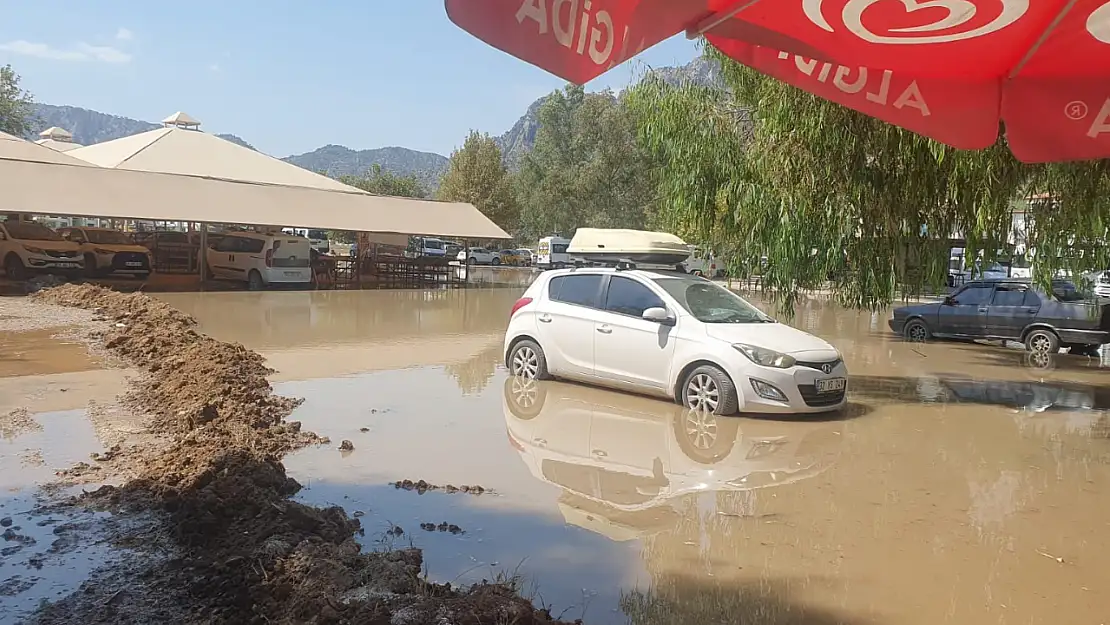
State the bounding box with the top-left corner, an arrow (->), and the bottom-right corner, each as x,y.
0,408 -> 40,441
392,479 -> 489,495
24,284 -> 569,625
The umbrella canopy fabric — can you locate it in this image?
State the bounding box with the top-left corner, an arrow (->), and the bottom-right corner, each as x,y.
445,0 -> 1110,162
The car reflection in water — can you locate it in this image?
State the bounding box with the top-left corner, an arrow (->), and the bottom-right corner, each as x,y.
501,377 -> 844,540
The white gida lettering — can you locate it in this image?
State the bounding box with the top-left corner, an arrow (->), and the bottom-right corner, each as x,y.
781,52 -> 931,116
1088,99 -> 1110,138
801,0 -> 1029,44
515,0 -> 617,65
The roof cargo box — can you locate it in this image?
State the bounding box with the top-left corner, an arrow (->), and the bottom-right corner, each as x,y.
567,228 -> 691,266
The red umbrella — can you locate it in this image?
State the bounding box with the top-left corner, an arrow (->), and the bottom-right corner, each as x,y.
444,0 -> 1110,162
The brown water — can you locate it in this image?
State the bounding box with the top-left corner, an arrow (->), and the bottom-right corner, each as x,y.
4,289 -> 1110,624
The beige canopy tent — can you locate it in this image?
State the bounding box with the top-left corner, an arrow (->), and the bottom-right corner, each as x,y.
0,130 -> 509,240
35,127 -> 83,152
68,112 -> 360,192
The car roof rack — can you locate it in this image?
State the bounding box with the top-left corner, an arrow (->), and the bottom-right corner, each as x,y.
569,257 -> 688,273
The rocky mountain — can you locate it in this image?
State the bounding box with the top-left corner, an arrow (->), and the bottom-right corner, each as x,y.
493,57 -> 721,169
29,104 -> 255,150
281,145 -> 448,194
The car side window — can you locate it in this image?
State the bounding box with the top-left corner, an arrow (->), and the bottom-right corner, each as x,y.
215,236 -> 239,252
242,238 -> 265,254
604,276 -> 665,317
951,285 -> 993,306
1022,290 -> 1041,307
549,274 -> 603,308
991,284 -> 1028,306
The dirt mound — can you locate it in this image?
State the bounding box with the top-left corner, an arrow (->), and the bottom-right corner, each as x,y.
30,284 -> 571,625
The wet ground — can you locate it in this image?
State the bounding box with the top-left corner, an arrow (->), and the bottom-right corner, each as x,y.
3,288 -> 1110,624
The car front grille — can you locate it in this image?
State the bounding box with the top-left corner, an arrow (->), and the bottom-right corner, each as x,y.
45,250 -> 78,258
798,383 -> 847,407
795,358 -> 841,372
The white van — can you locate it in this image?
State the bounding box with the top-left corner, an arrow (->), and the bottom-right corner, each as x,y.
283,228 -> 330,253
682,246 -> 725,278
535,236 -> 571,270
410,236 -> 448,258
205,232 -> 312,290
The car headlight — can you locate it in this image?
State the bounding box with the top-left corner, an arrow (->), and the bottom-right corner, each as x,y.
23,245 -> 45,254
733,343 -> 796,368
94,248 -> 114,255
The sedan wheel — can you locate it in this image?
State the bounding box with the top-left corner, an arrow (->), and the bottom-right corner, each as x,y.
682,365 -> 739,415
1024,329 -> 1059,354
508,339 -> 550,380
903,319 -> 930,343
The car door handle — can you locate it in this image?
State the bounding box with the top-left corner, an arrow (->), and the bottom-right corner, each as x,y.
1025,308 -> 1036,314
538,314 -> 552,323
596,325 -> 612,334
977,307 -> 989,313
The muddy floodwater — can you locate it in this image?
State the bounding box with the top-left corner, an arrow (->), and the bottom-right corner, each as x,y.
4,286 -> 1110,624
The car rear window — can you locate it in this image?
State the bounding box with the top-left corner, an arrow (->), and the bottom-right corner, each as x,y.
548,274 -> 603,307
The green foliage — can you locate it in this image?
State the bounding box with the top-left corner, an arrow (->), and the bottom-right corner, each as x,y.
515,85 -> 657,242
339,164 -> 427,199
0,65 -> 35,138
627,46 -> 1110,311
437,130 -> 519,232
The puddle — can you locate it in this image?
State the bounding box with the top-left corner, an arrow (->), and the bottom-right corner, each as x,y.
0,329 -> 99,378
4,288 -> 1109,624
0,409 -> 139,623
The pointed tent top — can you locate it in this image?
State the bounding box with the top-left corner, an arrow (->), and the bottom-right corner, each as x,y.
39,126 -> 74,141
0,130 -> 96,167
162,111 -> 201,129
35,138 -> 83,152
68,126 -> 362,192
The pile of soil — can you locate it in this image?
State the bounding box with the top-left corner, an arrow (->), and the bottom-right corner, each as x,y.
31,284 -> 573,625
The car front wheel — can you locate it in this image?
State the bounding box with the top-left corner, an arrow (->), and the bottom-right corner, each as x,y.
682,365 -> 738,415
508,339 -> 551,381
903,318 -> 931,343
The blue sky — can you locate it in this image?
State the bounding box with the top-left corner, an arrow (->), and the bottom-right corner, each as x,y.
0,1 -> 698,158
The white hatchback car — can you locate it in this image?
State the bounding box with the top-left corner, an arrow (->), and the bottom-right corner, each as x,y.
503,267 -> 847,415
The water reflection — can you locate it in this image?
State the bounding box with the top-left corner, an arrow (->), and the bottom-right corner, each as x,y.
851,373 -> 1110,415
502,377 -> 843,539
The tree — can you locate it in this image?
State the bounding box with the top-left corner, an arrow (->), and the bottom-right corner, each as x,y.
515,85 -> 657,242
0,65 -> 35,138
437,131 -> 519,232
339,164 -> 426,199
626,46 -> 1110,311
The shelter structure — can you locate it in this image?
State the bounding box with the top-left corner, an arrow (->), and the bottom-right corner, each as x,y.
2,130 -> 509,245
68,112 -> 358,192
35,127 -> 83,152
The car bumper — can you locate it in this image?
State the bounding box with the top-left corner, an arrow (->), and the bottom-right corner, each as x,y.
1094,285 -> 1110,298
887,318 -> 905,335
728,360 -> 849,414
1056,328 -> 1110,345
263,268 -> 312,283
26,255 -> 83,271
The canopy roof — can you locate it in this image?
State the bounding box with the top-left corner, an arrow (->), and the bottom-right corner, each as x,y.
35,139 -> 82,152
69,125 -> 359,192
1,131 -> 509,240
39,126 -> 74,141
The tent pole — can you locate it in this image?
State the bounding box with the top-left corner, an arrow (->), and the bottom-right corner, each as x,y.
199,223 -> 209,291
463,239 -> 470,288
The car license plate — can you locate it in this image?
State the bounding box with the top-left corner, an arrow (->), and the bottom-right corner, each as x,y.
125,262 -> 143,267
815,377 -> 846,393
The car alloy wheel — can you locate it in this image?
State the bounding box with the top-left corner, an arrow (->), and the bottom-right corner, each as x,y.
1027,331 -> 1056,353
511,344 -> 540,379
686,373 -> 720,412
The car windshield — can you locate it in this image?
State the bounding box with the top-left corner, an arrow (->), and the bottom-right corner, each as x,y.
85,230 -> 134,245
3,221 -> 63,241
653,277 -> 772,323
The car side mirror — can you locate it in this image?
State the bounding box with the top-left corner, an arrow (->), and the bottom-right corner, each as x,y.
943,296 -> 955,306
642,307 -> 675,326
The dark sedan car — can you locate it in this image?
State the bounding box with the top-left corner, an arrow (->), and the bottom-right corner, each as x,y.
889,279 -> 1110,354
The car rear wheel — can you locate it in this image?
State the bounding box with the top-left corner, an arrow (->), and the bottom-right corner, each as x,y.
507,339 -> 551,381
491,257 -> 501,266
1024,328 -> 1060,354
466,257 -> 476,265
903,318 -> 931,343
682,365 -> 738,415
247,269 -> 265,291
